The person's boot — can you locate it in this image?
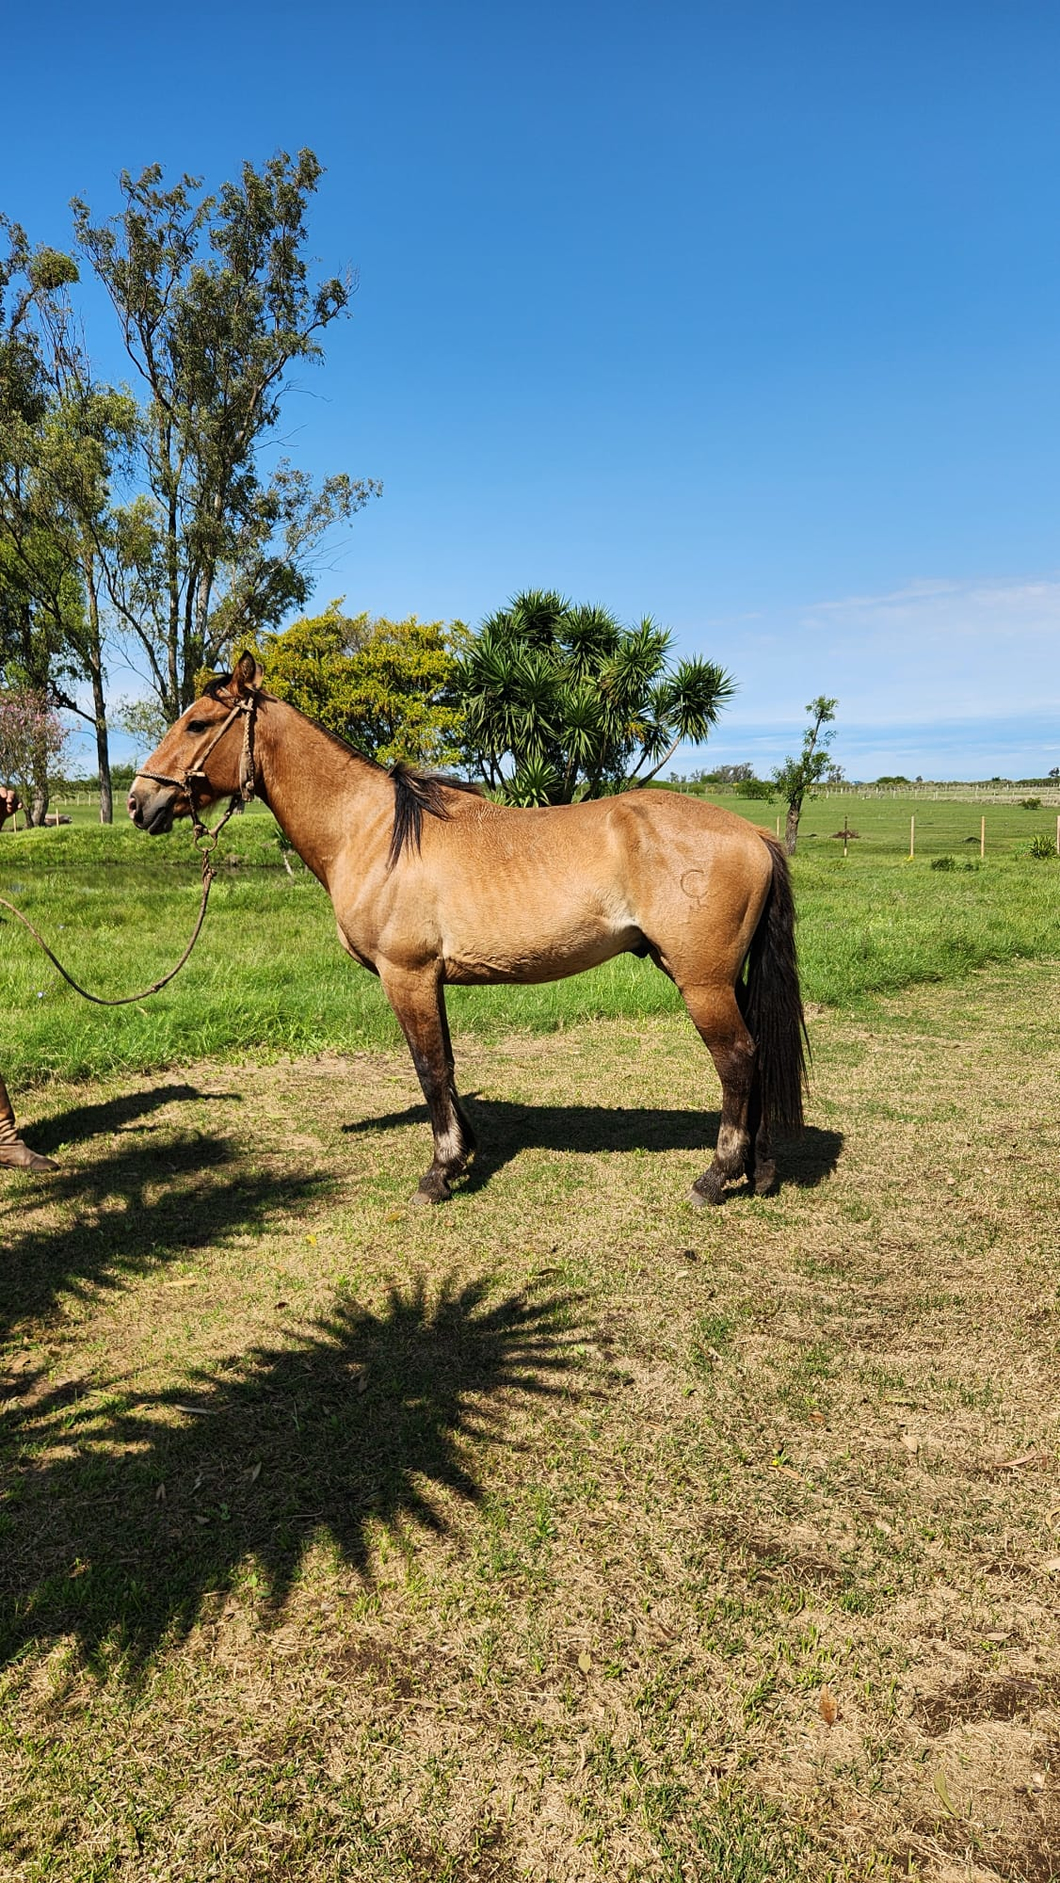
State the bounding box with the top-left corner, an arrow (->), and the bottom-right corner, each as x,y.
0,1076 -> 57,1170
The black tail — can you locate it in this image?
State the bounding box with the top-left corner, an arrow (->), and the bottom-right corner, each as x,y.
740,835 -> 807,1137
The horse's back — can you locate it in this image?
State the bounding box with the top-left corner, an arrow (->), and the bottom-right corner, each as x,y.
426,787 -> 773,987
452,788 -> 772,890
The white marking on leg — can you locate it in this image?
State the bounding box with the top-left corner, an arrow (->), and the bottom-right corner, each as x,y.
436,1125 -> 463,1166
716,1123 -> 748,1166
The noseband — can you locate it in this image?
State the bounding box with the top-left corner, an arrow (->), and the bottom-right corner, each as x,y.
137,690 -> 258,839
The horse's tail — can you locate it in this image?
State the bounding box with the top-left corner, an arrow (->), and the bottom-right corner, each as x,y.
740,834 -> 807,1137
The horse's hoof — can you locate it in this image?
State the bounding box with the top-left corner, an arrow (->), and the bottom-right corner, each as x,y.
689,1178 -> 723,1208
410,1179 -> 450,1206
0,1141 -> 58,1171
753,1164 -> 777,1197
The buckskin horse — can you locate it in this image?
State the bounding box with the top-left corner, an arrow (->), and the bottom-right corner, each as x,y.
128,655 -> 807,1206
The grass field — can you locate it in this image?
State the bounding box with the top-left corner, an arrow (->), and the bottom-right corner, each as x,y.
1,793 -> 1058,1086
2,789 -> 1059,1879
702,786 -> 1060,860
2,958 -> 1059,1880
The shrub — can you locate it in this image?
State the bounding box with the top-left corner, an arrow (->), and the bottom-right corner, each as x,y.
930,855 -> 957,871
1020,796 -> 1042,810
1028,832 -> 1056,860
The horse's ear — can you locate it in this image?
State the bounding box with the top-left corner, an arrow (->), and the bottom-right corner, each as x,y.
233,651 -> 264,693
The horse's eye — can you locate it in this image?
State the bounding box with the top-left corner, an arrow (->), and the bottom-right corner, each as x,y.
187,719 -> 209,733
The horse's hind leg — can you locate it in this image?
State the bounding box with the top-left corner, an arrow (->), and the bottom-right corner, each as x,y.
381,968 -> 473,1204
680,983 -> 756,1205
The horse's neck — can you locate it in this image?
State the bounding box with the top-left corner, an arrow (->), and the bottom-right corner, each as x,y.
255,700 -> 389,886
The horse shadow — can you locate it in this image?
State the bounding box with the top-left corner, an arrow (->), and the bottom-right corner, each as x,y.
343,1097 -> 844,1195
0,1274 -> 579,1670
0,1084 -> 331,1343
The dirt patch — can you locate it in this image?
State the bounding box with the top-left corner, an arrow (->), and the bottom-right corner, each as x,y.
918,1675 -> 1060,1735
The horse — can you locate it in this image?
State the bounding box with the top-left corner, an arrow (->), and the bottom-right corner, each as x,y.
128,654 -> 807,1207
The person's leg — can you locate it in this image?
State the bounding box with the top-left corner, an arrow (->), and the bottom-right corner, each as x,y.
0,1075 -> 57,1170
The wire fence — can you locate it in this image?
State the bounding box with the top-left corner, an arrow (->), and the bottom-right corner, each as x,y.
815,783 -> 1060,805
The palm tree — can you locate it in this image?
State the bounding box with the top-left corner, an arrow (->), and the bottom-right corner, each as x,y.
452,589 -> 734,804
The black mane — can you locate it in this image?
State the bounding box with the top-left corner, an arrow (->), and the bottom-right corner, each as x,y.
199,679 -> 480,868
387,763 -> 483,870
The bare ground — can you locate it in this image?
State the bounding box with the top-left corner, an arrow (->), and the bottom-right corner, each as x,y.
1,957 -> 1059,1881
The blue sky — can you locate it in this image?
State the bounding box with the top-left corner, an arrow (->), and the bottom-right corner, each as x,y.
3,0 -> 1058,779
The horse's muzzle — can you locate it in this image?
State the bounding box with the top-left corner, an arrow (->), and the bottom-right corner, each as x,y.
127,777 -> 179,835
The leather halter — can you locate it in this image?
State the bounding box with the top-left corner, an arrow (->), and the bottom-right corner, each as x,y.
137,689 -> 258,837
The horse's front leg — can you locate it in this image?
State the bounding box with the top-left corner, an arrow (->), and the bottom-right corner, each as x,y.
437,988 -> 477,1166
381,967 -> 473,1204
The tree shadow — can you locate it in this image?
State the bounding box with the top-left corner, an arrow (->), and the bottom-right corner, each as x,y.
0,1275 -> 579,1670
27,1081 -> 242,1160
0,1085 -> 332,1342
343,1098 -> 844,1193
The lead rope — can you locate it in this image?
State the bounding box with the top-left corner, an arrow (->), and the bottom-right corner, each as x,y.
0,830 -> 224,1008
0,696 -> 256,1007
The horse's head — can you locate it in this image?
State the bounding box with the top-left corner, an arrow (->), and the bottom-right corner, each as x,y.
127,653 -> 263,835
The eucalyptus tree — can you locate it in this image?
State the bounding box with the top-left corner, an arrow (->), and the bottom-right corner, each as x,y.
0,221 -> 69,741
451,589 -> 734,804
72,149 -> 380,719
0,217 -> 136,819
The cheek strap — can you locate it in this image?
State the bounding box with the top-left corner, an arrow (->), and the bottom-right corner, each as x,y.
137,695 -> 258,809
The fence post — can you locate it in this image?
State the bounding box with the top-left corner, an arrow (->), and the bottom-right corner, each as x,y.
909,814 -> 915,859
980,815 -> 985,860
1056,813 -> 1059,858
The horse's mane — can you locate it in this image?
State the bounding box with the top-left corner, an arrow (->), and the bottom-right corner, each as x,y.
200,675 -> 481,868
387,762 -> 484,870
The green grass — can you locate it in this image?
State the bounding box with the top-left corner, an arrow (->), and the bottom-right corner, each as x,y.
1,795 -> 1058,1085
2,961 -> 1059,1879
693,784 -> 1060,859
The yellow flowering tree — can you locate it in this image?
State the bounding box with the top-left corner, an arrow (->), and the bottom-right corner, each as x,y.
261,601 -> 465,769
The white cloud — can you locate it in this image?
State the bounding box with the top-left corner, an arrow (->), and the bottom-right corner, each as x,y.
697,573 -> 1060,736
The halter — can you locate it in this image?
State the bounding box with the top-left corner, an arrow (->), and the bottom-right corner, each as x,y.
137,689 -> 259,842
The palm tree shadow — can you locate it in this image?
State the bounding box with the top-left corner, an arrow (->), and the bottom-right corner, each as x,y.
0,1085 -> 331,1342
0,1276 -> 579,1671
27,1081 -> 242,1159
343,1098 -> 843,1193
